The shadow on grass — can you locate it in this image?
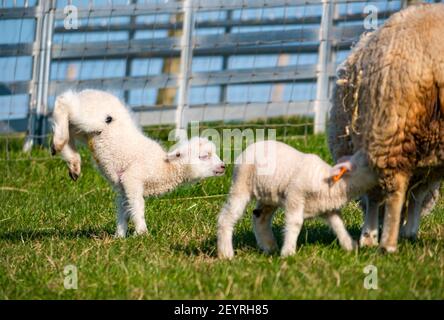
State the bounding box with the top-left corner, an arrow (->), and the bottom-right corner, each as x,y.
0,227 -> 114,242
173,223 -> 363,257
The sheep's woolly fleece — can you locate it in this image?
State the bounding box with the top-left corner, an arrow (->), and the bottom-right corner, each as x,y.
328,4 -> 444,192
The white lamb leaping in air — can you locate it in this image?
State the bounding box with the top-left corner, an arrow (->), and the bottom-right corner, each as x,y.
51,89 -> 225,237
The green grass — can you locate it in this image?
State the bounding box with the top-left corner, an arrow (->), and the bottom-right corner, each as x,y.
1,127 -> 444,299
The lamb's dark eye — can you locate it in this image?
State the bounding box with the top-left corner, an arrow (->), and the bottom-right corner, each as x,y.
105,116 -> 113,124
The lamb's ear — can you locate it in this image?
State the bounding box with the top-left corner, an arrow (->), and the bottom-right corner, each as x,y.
329,160 -> 354,183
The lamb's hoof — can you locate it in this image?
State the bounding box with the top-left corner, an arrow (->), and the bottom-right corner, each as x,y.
379,245 -> 397,254
342,240 -> 358,252
359,233 -> 379,248
50,143 -> 57,156
280,247 -> 296,257
133,227 -> 148,236
218,253 -> 234,260
69,171 -> 79,181
217,248 -> 234,260
114,232 -> 126,239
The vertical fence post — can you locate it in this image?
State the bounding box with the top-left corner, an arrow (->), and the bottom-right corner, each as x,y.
314,0 -> 333,134
39,0 -> 56,146
24,0 -> 55,151
124,0 -> 137,104
175,0 -> 195,138
219,9 -> 232,105
23,0 -> 45,151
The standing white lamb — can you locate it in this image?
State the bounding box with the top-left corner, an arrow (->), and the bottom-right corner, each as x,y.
217,140 -> 378,259
51,89 -> 225,237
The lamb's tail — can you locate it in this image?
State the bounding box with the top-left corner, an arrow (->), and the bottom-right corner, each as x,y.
51,90 -> 77,155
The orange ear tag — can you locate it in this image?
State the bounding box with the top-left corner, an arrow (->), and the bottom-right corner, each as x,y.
332,167 -> 348,183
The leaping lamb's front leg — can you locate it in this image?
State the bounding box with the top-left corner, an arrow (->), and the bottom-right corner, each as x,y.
281,202 -> 304,257
51,99 -> 82,181
121,178 -> 147,236
60,134 -> 81,181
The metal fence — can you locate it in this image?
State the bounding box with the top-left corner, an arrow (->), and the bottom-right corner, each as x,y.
0,0 -> 440,150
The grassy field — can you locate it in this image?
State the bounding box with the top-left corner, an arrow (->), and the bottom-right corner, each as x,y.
1,124 -> 444,299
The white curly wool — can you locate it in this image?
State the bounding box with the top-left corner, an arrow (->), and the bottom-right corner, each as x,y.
217,140 -> 378,258
52,89 -> 225,237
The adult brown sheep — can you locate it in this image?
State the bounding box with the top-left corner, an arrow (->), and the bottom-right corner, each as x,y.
327,3 -> 444,253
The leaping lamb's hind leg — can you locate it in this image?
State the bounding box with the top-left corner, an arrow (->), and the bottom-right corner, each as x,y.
281,202 -> 304,257
325,211 -> 356,251
252,203 -> 278,254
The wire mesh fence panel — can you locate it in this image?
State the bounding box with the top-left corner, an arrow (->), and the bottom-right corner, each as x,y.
0,0 -> 38,161
1,0 -> 443,159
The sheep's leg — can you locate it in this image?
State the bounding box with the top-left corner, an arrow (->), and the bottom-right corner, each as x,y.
419,181 -> 440,217
380,173 -> 409,253
359,193 -> 381,247
115,193 -> 129,238
122,180 -> 147,236
400,181 -> 435,240
252,203 -> 278,254
281,203 -> 304,257
399,199 -> 422,240
217,193 -> 250,259
325,211 -> 356,251
399,188 -> 423,240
